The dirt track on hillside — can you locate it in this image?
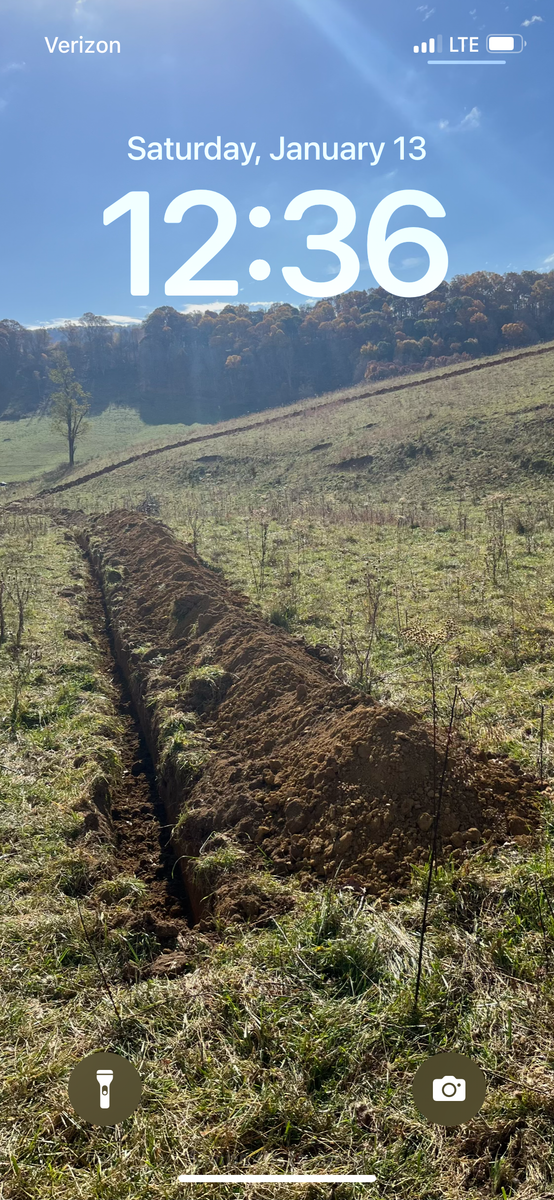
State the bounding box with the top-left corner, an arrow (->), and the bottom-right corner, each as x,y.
76,510 -> 542,920
3,339 -> 551,506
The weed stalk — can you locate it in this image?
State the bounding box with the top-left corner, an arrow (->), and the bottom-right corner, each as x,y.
414,686 -> 459,1012
75,897 -> 124,1030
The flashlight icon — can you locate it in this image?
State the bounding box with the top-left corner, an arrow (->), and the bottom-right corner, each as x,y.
96,1069 -> 114,1109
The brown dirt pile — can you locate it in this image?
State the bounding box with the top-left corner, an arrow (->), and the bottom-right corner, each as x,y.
80,511 -> 542,918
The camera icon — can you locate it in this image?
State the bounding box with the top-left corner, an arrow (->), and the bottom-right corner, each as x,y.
432,1075 -> 466,1101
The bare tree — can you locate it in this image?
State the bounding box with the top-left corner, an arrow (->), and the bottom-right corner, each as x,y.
9,646 -> 39,733
49,350 -> 90,466
183,503 -> 203,556
9,572 -> 33,648
245,514 -> 270,600
0,576 -> 6,644
343,570 -> 382,690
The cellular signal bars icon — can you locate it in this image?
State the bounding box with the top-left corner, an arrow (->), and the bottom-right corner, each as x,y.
414,35 -> 442,53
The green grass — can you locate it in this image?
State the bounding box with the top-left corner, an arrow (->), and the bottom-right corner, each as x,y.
5,340 -> 554,493
0,405 -> 198,484
40,345 -> 554,776
0,524 -> 552,1198
3,351 -> 554,1195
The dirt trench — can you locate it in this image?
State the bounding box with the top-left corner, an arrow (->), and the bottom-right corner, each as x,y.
78,553 -> 195,944
71,509 -> 543,924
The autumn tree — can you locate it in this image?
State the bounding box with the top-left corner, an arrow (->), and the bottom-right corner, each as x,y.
4,266 -> 554,425
49,350 -> 90,465
501,321 -> 532,346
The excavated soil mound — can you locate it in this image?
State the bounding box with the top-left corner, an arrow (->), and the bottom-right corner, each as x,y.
80,511 -> 542,918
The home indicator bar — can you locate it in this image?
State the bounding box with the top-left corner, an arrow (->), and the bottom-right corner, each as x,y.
177,1175 -> 378,1185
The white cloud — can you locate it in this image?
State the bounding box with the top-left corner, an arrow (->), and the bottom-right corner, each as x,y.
72,0 -> 97,27
543,253 -> 554,264
402,257 -> 426,267
460,106 -> 481,130
1,62 -> 25,75
180,302 -> 230,315
439,106 -> 481,133
180,301 -> 277,315
102,314 -> 143,324
27,314 -> 143,329
25,319 -> 71,330
522,14 -> 543,24
29,303 -> 285,330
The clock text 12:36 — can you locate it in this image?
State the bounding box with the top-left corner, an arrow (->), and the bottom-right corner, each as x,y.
103,189 -> 448,300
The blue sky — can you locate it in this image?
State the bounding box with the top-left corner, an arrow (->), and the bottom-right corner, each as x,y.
0,0 -> 550,325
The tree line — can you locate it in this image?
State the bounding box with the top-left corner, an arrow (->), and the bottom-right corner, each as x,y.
2,268 -> 554,426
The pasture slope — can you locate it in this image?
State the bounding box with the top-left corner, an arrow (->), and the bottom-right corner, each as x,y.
2,343 -> 554,1199
1,335 -> 553,503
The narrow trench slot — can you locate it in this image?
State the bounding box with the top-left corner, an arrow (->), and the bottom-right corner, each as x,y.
80,544 -> 195,934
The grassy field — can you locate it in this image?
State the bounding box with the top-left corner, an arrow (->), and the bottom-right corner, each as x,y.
0,407 -> 198,484
1,512 -> 554,1200
5,341 -> 554,494
41,345 -> 554,773
3,346 -> 554,1197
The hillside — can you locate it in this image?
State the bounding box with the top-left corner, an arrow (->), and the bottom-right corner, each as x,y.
0,406 -> 198,485
4,270 -> 554,425
3,336 -> 554,498
1,342 -> 554,1199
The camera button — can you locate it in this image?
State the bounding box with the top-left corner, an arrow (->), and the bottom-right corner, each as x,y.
412,1051 -> 486,1125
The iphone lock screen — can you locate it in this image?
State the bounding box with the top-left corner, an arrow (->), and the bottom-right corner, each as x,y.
0,3 -> 553,1199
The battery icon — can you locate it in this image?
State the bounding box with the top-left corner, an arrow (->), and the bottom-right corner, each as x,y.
487,35 -> 524,53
